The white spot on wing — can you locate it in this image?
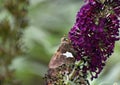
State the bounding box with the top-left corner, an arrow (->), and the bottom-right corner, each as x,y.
63,52 -> 73,58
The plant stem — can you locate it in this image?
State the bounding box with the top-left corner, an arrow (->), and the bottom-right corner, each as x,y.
64,60 -> 82,85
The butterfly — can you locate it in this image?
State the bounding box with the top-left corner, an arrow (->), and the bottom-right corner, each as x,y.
48,36 -> 76,69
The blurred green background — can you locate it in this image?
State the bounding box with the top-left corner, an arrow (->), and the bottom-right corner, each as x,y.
0,0 -> 120,85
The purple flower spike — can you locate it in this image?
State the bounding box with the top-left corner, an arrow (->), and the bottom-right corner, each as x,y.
69,0 -> 120,80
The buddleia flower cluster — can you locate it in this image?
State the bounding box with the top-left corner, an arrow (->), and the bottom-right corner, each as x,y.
69,0 -> 120,80
46,0 -> 120,84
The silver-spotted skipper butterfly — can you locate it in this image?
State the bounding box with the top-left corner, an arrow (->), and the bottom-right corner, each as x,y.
48,37 -> 76,69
